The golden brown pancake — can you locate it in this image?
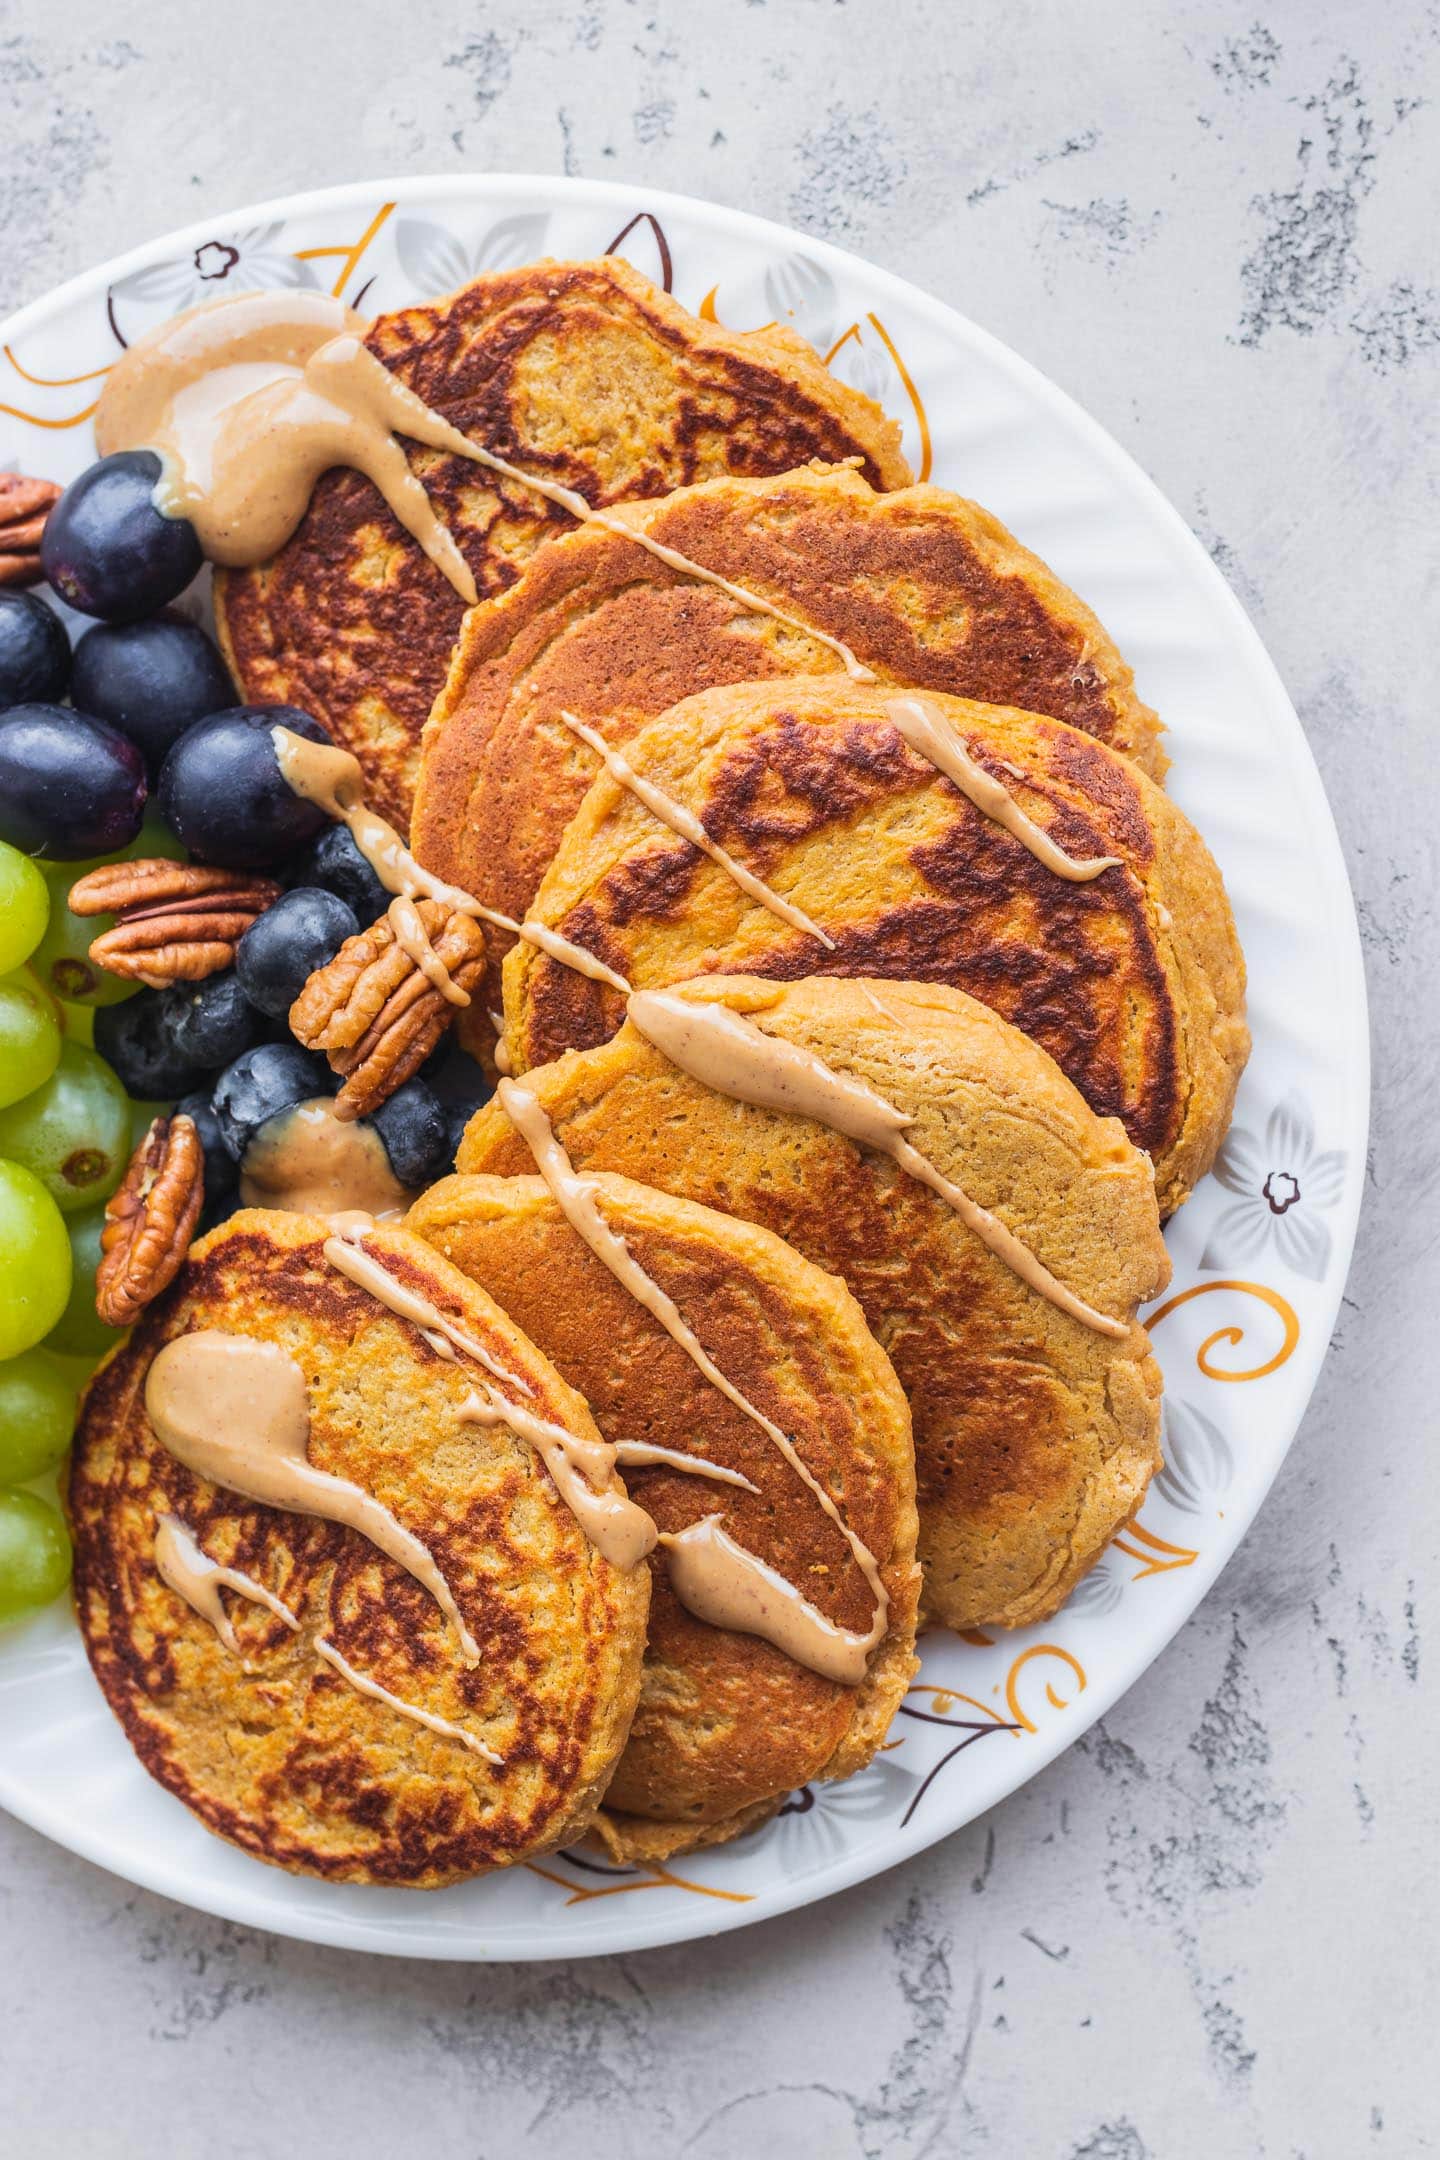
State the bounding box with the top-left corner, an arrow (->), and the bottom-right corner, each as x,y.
407,1170 -> 919,1860
68,1211 -> 649,1886
458,975 -> 1170,1634
412,461 -> 1164,945
214,259 -> 910,823
503,679 -> 1248,1215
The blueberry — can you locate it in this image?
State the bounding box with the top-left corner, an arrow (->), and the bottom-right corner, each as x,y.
370,1079 -> 449,1188
40,451 -> 202,622
70,612 -> 234,776
211,1042 -> 331,1163
441,1100 -> 473,1172
0,703 -> 147,860
417,1039 -> 491,1168
94,989 -> 210,1101
162,971 -> 271,1069
175,1087 -> 240,1231
286,822 -> 388,926
158,704 -> 334,869
235,887 -> 359,1018
175,1089 -> 236,1192
0,590 -> 71,708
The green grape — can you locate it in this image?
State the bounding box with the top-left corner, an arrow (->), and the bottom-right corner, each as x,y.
29,883 -> 139,1008
0,1041 -> 132,1214
32,816 -> 185,1009
0,972 -> 62,1109
0,1349 -> 77,1482
0,1488 -> 72,1621
129,1098 -> 169,1149
0,1160 -> 71,1357
59,1001 -> 95,1048
0,843 -> 49,974
44,1205 -> 122,1360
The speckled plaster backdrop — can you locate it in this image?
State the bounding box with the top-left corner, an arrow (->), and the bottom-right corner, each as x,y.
0,1 -> 1432,2153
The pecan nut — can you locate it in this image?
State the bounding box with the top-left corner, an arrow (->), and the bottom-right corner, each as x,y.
96,1114 -> 204,1327
290,899 -> 485,1118
0,473 -> 62,587
69,859 -> 281,989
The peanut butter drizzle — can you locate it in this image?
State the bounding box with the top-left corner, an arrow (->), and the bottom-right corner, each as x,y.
496,1077 -> 890,1655
885,695 -> 1122,881
625,989 -> 1128,1339
97,288 -> 877,662
858,984 -> 904,1027
571,510 -> 875,682
155,1509 -> 497,1763
454,1390 -> 655,1570
387,895 -> 469,1006
556,709 -> 836,949
94,291 -> 481,603
612,1440 -> 758,1492
320,1227 -> 655,1570
153,1512 -> 300,1655
144,1330 -> 482,1664
313,1638 -> 503,1765
272,727 -> 630,995
321,1228 -> 533,1395
238,1097 -> 415,1219
658,1516 -> 879,1686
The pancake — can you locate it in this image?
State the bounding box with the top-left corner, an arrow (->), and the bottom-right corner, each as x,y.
407,1170 -> 919,1860
412,461 -> 1164,952
213,259 -> 911,823
457,975 -> 1170,1633
68,1211 -> 649,1886
503,678 -> 1248,1215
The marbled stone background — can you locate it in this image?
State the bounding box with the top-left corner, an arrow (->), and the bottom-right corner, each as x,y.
0,1 -> 1433,2153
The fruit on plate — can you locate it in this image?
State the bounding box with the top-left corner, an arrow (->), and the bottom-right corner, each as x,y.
92,989 -> 209,1101
0,1488 -> 72,1622
0,1348 -> 77,1483
0,971 -> 62,1108
288,822 -> 388,925
0,840 -> 49,974
0,589 -> 71,707
44,1204 -> 120,1359
370,1077 -> 449,1187
175,1088 -> 238,1228
31,818 -> 184,1007
39,451 -> 201,622
31,881 -> 140,1008
70,613 -> 234,775
157,705 -> 334,868
0,704 -> 147,860
0,1040 -> 131,1214
0,1159 -> 71,1357
234,886 -> 359,1017
163,971 -> 273,1069
211,1041 -> 332,1161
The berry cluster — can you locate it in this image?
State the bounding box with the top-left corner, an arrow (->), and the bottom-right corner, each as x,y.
0,457 -> 488,1623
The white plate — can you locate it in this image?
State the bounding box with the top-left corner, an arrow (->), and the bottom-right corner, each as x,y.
0,174 -> 1368,1961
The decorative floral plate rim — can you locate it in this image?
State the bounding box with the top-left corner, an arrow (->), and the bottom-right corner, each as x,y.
0,173 -> 1369,1962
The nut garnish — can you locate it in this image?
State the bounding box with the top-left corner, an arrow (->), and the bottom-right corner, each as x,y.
96,1114 -> 204,1327
69,860 -> 281,989
290,899 -> 485,1118
0,473 -> 62,587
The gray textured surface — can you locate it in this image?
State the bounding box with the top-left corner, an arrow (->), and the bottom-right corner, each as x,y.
0,2 -> 1433,2153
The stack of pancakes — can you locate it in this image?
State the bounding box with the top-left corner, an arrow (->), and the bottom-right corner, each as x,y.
73,258 -> 1246,1886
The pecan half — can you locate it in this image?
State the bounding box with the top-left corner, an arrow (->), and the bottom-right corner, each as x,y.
0,473 -> 61,587
69,859 -> 281,989
96,1114 -> 204,1327
290,899 -> 485,1118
